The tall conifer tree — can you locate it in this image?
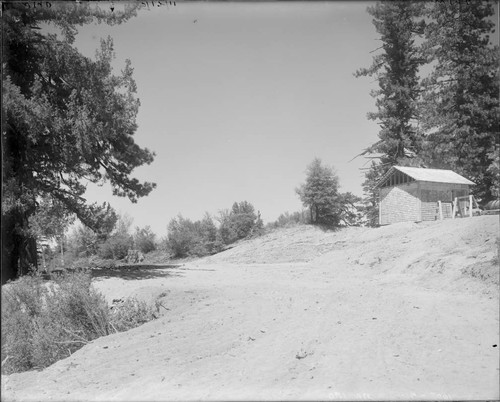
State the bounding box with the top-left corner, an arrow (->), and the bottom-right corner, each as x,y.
2,3 -> 156,282
354,1 -> 425,225
421,1 -> 499,202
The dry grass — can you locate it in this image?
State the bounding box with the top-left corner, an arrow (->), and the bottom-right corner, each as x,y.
1,272 -> 159,374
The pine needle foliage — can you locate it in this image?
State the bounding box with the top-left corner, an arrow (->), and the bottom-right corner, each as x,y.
2,3 -> 155,282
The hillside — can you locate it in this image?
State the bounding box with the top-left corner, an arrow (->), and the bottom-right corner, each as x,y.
203,215 -> 499,293
3,215 -> 499,401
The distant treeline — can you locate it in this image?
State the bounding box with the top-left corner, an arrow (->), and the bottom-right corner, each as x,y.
166,201 -> 264,258
39,156 -> 366,269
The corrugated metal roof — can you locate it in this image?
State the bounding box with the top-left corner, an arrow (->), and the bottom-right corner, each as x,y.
376,166 -> 475,187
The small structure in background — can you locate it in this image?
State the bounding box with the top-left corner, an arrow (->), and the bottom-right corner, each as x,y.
483,199 -> 500,214
375,166 -> 477,225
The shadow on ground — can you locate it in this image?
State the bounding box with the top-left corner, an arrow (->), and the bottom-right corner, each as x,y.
91,264 -> 184,281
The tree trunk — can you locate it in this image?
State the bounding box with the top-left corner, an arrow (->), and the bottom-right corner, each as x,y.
20,236 -> 38,276
2,209 -> 22,284
41,246 -> 46,270
1,209 -> 38,284
60,236 -> 64,267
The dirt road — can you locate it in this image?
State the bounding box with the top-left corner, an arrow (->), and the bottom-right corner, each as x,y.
3,216 -> 499,400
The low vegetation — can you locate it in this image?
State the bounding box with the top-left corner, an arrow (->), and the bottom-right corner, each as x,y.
34,158 -> 370,274
266,211 -> 310,230
166,201 -> 264,259
1,272 -> 159,375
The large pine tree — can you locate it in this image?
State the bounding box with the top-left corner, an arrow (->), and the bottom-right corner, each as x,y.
2,3 -> 156,282
354,1 -> 425,225
421,0 -> 499,202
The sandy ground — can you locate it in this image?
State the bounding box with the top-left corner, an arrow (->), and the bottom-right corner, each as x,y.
2,215 -> 499,401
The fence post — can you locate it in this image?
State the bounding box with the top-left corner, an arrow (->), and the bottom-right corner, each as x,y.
438,200 -> 443,220
469,195 -> 473,217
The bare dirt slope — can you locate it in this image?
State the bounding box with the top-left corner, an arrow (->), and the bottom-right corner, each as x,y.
3,216 -> 499,401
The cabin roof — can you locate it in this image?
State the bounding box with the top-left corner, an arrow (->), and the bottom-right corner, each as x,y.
375,166 -> 475,188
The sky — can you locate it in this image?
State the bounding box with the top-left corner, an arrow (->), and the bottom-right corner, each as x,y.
68,1 -> 393,236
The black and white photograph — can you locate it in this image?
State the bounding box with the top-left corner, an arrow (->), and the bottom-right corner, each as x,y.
1,0 -> 499,400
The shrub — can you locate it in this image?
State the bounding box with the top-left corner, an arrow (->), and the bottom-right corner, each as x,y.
1,273 -> 109,373
1,272 -> 159,374
134,226 -> 157,254
217,201 -> 262,244
110,298 -> 158,333
1,275 -> 45,372
276,211 -> 308,227
166,204 -> 263,258
66,225 -> 100,259
217,217 -> 238,244
167,215 -> 198,258
98,233 -> 133,260
167,213 -> 219,258
69,255 -> 99,270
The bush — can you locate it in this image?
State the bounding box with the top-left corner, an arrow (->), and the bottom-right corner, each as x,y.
1,272 -> 159,374
1,273 -> 109,373
98,233 -> 133,260
66,225 -> 100,259
167,215 -> 198,258
1,275 -> 45,372
217,201 -> 262,244
134,226 -> 157,254
69,255 -> 98,270
167,213 -> 219,258
166,204 -> 263,258
110,298 -> 158,333
267,211 -> 310,229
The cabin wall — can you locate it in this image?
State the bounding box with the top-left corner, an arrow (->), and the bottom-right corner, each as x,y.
379,181 -> 470,224
379,182 -> 420,225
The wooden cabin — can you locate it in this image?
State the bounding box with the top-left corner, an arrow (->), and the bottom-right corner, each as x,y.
375,166 -> 475,225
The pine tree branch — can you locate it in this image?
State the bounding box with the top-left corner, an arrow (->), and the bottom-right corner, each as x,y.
370,46 -> 384,54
